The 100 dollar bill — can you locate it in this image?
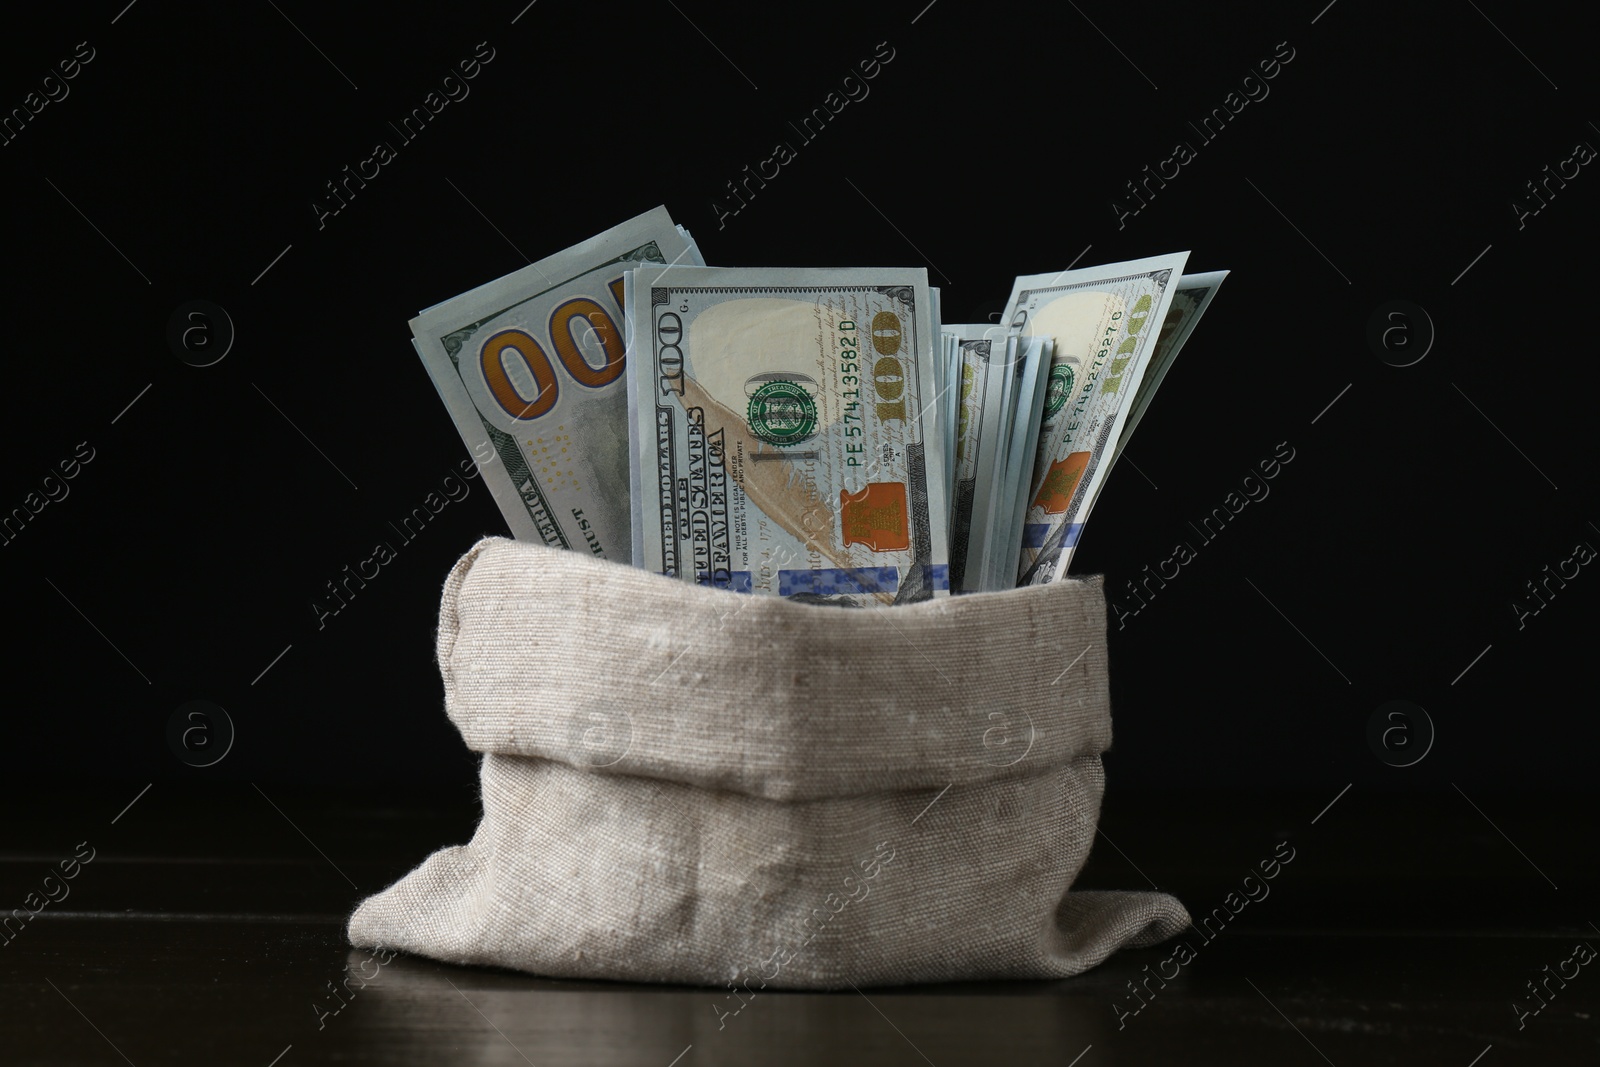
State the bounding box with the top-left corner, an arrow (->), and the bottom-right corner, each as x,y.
1109,270 -> 1228,468
628,266 -> 948,605
945,326 -> 1002,593
1007,252 -> 1189,585
409,206 -> 703,562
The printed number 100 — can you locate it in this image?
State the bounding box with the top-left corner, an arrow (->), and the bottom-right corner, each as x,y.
476,278 -> 628,421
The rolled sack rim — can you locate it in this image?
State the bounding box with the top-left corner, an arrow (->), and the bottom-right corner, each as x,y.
434,537 -> 1114,800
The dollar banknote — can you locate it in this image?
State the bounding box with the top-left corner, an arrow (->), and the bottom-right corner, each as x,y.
1109,270 -> 1228,467
626,266 -> 948,605
988,334 -> 1052,591
943,325 -> 1005,592
409,206 -> 703,563
1006,252 -> 1190,586
940,331 -> 960,508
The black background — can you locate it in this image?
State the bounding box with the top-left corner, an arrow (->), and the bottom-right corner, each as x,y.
4,0 -> 1596,796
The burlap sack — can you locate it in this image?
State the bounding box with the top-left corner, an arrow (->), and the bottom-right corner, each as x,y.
347,537 -> 1188,988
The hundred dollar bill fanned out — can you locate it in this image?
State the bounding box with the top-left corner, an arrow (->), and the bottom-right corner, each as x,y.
1006,252 -> 1190,586
626,265 -> 948,605
990,334 -> 1054,591
409,206 -> 703,563
1109,270 -> 1228,468
943,325 -> 1004,593
942,327 -> 1053,593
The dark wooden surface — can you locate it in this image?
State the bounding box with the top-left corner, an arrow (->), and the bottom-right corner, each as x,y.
2,784 -> 1594,1065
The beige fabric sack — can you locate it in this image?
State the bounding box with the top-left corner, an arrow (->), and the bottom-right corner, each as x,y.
347,537 -> 1188,988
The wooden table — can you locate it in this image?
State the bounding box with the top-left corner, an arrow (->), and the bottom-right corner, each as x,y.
2,784 -> 1592,1065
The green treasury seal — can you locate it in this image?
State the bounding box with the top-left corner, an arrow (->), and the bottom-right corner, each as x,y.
747,380 -> 818,446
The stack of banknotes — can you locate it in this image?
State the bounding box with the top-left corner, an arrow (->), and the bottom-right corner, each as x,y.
409,207 -> 1225,606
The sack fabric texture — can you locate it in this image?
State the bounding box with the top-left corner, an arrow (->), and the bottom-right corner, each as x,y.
347,537 -> 1189,988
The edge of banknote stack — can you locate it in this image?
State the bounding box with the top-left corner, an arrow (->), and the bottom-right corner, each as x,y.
409,206 -> 1228,609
